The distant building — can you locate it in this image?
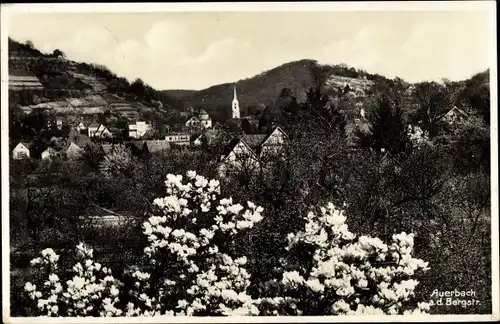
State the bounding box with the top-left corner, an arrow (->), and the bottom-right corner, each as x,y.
165,133 -> 191,146
258,127 -> 289,157
87,121 -> 101,137
232,85 -> 240,119
12,142 -> 31,160
76,121 -> 87,132
218,138 -> 260,177
94,124 -> 113,138
439,106 -> 469,125
199,109 -> 212,128
129,120 -> 153,138
185,116 -> 201,128
65,142 -> 84,159
41,147 -> 59,160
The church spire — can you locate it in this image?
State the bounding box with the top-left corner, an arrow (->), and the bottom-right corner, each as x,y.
232,84 -> 240,119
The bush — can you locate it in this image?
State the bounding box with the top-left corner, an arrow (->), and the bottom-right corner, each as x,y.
22,172 -> 430,317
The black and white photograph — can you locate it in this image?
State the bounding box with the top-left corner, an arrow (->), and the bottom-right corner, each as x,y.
1,2 -> 498,322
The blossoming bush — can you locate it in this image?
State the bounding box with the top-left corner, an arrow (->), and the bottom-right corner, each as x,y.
23,171 -> 430,317
253,203 -> 431,315
407,125 -> 431,149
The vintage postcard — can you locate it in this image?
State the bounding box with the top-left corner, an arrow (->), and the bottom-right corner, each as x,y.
1,2 -> 498,323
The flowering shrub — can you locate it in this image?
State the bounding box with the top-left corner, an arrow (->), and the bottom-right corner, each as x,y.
407,125 -> 431,149
253,203 -> 431,315
23,171 -> 430,317
24,243 -> 123,317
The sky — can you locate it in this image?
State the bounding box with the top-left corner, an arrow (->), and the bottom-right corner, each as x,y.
7,7 -> 495,90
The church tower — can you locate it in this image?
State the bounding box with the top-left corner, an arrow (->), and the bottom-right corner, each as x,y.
232,85 -> 240,119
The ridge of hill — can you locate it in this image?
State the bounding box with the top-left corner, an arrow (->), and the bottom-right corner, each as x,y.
8,38 -> 185,127
162,59 -> 395,121
9,37 -> 490,129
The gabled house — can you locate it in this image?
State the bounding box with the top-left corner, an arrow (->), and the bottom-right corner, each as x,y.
12,142 -> 31,160
76,121 -> 87,133
218,138 -> 261,178
185,116 -> 201,128
41,147 -> 59,160
94,124 -> 112,138
65,142 -> 84,159
87,121 -> 101,137
129,121 -> 153,139
199,109 -> 212,129
258,126 -> 289,157
439,106 -> 469,125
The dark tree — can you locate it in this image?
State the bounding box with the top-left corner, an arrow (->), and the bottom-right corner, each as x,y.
53,49 -> 65,58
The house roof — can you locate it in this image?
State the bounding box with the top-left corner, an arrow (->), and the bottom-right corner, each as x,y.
13,141 -> 32,151
240,134 -> 267,148
88,121 -> 100,128
101,144 -> 114,155
221,138 -> 260,162
260,127 -> 289,145
145,140 -> 171,153
42,146 -> 59,154
69,131 -> 92,149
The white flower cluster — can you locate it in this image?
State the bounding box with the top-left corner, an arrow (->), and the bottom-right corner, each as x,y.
255,203 -> 431,316
24,173 -> 430,317
407,125 -> 431,149
25,243 -> 123,317
127,171 -> 264,316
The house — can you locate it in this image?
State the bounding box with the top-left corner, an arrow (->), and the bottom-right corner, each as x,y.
94,124 -> 113,138
12,142 -> 31,160
193,129 -> 231,146
218,138 -> 261,177
65,142 -> 84,159
185,116 -> 201,128
439,106 -> 469,125
87,121 -> 101,137
199,109 -> 212,129
240,134 -> 267,150
129,121 -> 153,138
76,121 -> 87,133
41,147 -> 59,160
164,133 -> 191,146
258,127 -> 289,157
68,128 -> 92,146
145,140 -> 171,154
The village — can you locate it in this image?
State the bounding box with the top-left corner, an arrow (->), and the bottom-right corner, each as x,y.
11,84 -> 291,178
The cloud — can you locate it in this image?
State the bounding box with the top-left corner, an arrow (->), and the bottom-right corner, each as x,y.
179,37 -> 251,66
143,20 -> 192,59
